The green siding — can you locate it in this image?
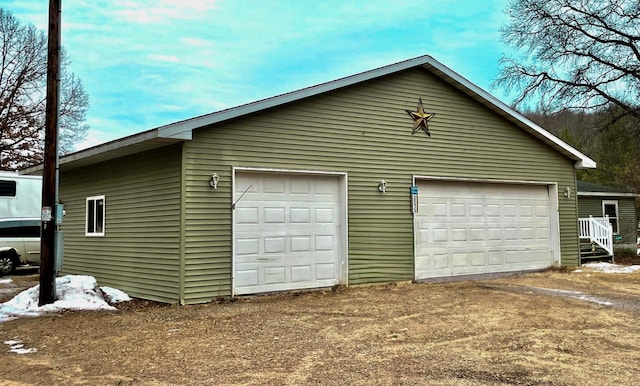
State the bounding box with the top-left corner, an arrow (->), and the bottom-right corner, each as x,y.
182,68 -> 579,304
59,145 -> 183,303
578,196 -> 637,244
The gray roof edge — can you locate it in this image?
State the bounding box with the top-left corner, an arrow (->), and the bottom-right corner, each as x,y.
21,129 -> 162,174
421,58 -> 596,169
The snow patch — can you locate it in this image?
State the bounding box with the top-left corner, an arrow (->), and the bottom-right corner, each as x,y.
531,287 -> 613,306
101,286 -> 132,303
582,262 -> 640,274
4,340 -> 37,354
0,275 -> 130,323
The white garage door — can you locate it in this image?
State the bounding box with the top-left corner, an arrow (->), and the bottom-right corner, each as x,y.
415,180 -> 555,280
234,172 -> 343,295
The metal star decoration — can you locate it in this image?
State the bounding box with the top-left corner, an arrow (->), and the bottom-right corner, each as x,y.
406,97 -> 435,136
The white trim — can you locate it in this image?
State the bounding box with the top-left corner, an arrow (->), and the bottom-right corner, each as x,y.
231,167 -> 236,296
578,192 -> 639,197
233,166 -> 348,177
231,167 -> 349,296
411,176 -> 562,276
412,175 -> 556,186
85,195 -> 105,237
548,184 -> 562,266
602,200 -> 619,235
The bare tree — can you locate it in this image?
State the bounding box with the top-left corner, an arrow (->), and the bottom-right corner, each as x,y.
495,0 -> 640,128
0,8 -> 89,170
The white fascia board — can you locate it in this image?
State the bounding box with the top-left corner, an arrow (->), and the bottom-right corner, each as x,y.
21,129 -> 161,174
64,130 -> 160,161
578,192 -> 639,197
423,58 -> 597,170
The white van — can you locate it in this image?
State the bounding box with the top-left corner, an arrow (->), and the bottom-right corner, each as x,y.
0,218 -> 41,274
0,172 -> 42,219
0,172 -> 42,274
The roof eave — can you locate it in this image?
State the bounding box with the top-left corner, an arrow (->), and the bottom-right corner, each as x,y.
577,192 -> 639,197
21,128 -> 191,174
23,54 -> 596,172
420,60 -> 596,170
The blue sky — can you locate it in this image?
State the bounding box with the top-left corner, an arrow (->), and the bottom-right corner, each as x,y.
7,0 -> 512,150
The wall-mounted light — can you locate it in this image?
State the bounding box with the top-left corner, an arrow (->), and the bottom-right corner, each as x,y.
564,186 -> 571,198
210,173 -> 219,190
378,179 -> 387,193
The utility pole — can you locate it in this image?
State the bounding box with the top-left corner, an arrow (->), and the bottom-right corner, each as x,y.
39,0 -> 61,306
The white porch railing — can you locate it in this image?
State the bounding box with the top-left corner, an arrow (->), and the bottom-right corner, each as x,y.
578,215 -> 614,256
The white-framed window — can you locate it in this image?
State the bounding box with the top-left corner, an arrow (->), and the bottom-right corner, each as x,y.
602,200 -> 619,234
86,195 -> 105,236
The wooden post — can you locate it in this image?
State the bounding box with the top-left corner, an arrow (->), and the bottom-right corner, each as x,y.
39,0 -> 61,306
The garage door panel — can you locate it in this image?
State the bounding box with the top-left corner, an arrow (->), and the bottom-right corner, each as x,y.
291,265 -> 311,282
469,228 -> 484,241
264,237 -> 286,253
432,228 -> 447,242
236,269 -> 258,287
236,207 -> 259,223
415,181 -> 555,280
488,251 -> 504,265
291,236 -> 311,251
234,172 -> 342,295
265,267 -> 286,284
236,238 -> 259,255
434,253 -> 448,268
521,227 -> 534,240
291,179 -> 311,194
316,263 -> 336,280
290,208 -> 310,223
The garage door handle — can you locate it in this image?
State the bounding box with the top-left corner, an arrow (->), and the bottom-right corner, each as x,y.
232,184 -> 253,210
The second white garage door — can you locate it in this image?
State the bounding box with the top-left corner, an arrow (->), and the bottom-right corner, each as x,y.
415,180 -> 556,280
234,172 -> 344,295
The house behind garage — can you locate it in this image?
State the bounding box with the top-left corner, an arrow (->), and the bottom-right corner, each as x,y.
24,55 -> 595,304
577,180 -> 638,251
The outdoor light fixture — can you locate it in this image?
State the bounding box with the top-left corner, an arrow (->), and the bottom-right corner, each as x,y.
378,179 -> 387,193
564,186 -> 572,198
210,173 -> 219,190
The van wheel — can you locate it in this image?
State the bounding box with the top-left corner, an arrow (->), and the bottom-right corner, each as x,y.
0,254 -> 16,275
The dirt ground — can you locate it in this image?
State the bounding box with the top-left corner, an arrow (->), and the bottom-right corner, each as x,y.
1,262 -> 640,385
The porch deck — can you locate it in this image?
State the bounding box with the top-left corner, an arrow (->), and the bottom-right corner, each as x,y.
578,216 -> 614,264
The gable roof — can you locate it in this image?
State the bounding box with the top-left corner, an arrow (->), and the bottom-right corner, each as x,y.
577,180 -> 638,197
22,55 -> 596,173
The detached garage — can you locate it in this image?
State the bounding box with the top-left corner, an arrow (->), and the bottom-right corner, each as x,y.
23,55 -> 595,304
